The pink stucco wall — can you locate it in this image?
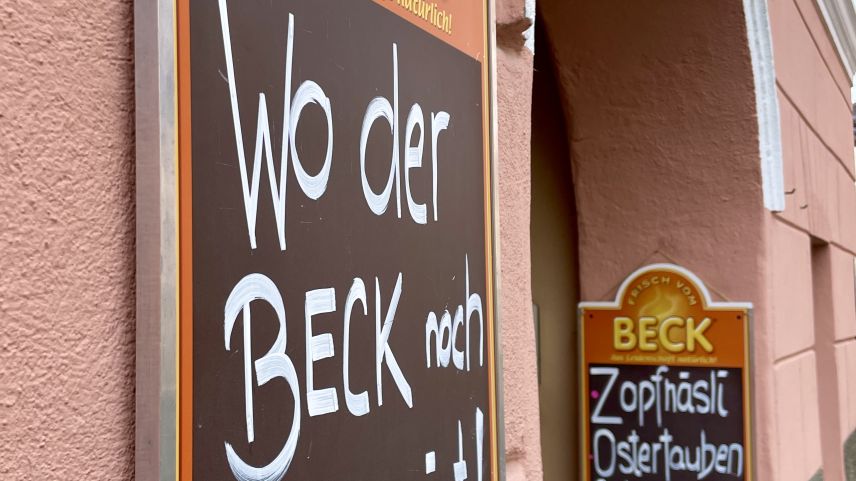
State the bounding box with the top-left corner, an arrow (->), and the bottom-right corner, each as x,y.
0,0 -> 136,479
768,0 -> 856,479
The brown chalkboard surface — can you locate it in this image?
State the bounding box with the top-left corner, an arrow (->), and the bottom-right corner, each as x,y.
176,1 -> 497,480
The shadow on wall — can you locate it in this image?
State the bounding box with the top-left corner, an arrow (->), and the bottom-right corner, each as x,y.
530,11 -> 580,481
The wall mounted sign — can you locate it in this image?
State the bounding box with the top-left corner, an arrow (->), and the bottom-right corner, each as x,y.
579,264 -> 753,481
164,0 -> 499,480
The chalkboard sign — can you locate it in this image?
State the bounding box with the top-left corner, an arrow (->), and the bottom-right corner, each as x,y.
175,1 -> 498,480
579,264 -> 753,481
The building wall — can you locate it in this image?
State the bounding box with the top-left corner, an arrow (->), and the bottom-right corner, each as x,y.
0,0 -> 136,479
768,0 -> 856,479
533,1 -> 856,480
495,1 -> 544,480
536,1 -> 816,481
2,1 -> 853,481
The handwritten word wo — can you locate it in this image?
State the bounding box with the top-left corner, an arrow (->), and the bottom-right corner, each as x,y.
219,3 -> 452,251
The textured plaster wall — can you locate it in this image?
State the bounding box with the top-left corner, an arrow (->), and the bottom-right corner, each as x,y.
0,0 -> 136,479
495,1 -> 543,480
538,0 -> 765,304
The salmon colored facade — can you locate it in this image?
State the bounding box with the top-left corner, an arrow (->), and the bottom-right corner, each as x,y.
2,0 -> 856,480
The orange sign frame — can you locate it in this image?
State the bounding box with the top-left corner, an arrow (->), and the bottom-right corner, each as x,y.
578,263 -> 754,481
